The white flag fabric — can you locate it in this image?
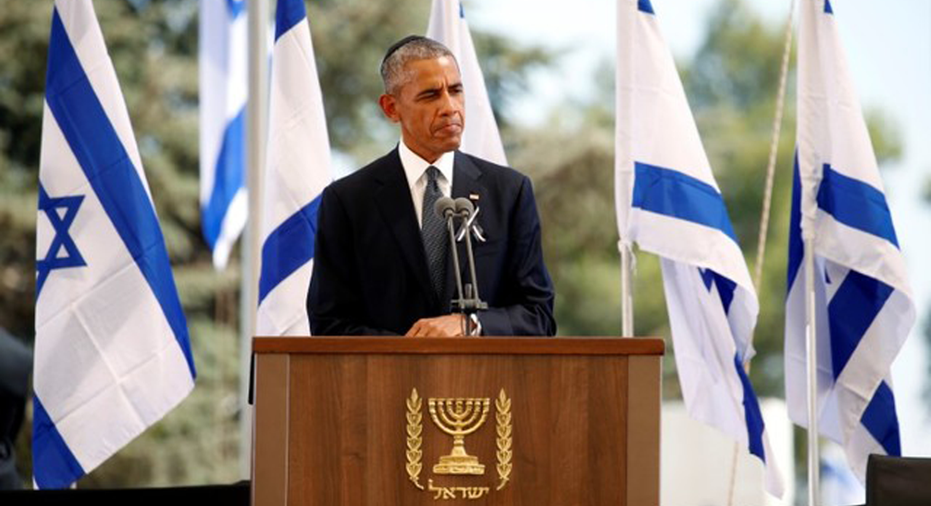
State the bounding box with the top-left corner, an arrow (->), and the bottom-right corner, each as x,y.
200,0 -> 248,269
786,0 -> 913,482
615,0 -> 783,496
34,0 -> 196,488
256,0 -> 332,336
427,0 -> 507,165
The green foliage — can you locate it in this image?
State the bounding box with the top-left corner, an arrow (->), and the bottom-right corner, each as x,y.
309,0 -> 428,162
471,31 -> 553,129
0,0 -> 52,340
308,0 -> 551,164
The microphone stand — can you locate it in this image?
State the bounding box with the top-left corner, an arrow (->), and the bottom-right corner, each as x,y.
452,199 -> 487,336
436,197 -> 470,335
443,209 -> 465,307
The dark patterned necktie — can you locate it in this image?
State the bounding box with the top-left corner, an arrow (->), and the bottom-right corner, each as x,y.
421,166 -> 447,300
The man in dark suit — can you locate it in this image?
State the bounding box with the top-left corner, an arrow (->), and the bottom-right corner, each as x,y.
307,36 -> 555,337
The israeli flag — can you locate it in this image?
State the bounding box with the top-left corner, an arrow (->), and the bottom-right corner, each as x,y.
615,0 -> 783,496
34,0 -> 196,488
427,0 -> 507,165
256,0 -> 332,336
786,0 -> 914,482
200,0 -> 248,269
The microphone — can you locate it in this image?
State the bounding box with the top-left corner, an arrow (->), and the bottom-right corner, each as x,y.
434,196 -> 456,220
453,197 -> 474,217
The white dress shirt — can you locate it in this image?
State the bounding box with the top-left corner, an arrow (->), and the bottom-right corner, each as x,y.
398,141 -> 454,228
397,142 -> 481,335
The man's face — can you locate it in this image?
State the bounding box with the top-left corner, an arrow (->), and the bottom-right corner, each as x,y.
379,56 -> 465,163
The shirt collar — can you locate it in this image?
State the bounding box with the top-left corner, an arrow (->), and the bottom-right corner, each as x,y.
398,140 -> 455,189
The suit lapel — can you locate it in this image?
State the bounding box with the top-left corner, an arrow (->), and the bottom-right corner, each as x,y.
373,149 -> 435,302
444,152 -> 487,306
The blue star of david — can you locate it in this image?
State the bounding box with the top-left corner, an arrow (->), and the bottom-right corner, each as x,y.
36,185 -> 87,297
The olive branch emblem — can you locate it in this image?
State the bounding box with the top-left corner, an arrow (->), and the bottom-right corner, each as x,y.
406,388 -> 425,490
495,389 -> 512,490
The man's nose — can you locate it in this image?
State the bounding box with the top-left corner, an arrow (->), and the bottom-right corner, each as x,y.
438,89 -> 462,115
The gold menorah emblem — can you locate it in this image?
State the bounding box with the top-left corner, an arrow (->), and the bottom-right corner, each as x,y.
427,397 -> 491,475
405,389 -> 512,493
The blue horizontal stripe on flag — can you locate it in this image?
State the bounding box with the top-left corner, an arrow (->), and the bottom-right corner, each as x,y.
45,10 -> 196,379
33,394 -> 85,489
274,0 -> 306,42
861,381 -> 901,456
638,0 -> 655,15
733,355 -> 766,462
827,269 -> 893,379
202,109 -> 246,250
633,162 -> 738,243
786,154 -> 804,295
258,194 -> 323,305
817,164 -> 899,248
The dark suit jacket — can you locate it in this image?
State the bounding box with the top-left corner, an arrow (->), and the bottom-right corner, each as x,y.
307,148 -> 555,336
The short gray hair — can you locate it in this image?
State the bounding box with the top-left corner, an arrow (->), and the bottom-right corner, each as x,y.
380,36 -> 458,95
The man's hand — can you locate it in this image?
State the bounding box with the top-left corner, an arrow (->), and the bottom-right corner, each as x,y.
405,314 -> 465,338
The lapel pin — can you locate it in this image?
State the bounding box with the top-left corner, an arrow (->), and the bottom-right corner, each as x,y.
469,193 -> 480,201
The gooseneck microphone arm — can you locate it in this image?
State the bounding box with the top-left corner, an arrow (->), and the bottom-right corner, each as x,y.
454,198 -> 481,301
434,197 -> 464,303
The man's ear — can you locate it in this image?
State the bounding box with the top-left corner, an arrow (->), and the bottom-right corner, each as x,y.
379,94 -> 400,123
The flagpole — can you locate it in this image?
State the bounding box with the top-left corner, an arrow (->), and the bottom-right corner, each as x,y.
242,0 -> 268,480
620,241 -> 634,337
803,236 -> 820,506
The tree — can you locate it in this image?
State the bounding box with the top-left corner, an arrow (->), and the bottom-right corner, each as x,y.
307,0 -> 550,163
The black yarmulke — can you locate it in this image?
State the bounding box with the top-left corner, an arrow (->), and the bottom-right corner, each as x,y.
382,35 -> 428,65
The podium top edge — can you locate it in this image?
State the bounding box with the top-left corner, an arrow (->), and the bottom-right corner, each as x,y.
252,337 -> 665,356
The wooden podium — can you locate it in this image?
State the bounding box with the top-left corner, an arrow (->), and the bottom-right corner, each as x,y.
251,337 -> 663,506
